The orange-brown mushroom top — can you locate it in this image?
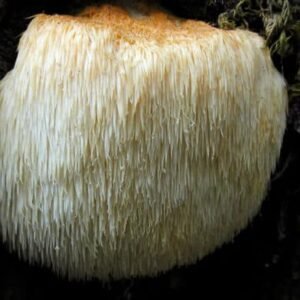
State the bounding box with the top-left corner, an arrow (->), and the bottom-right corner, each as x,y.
33,4 -> 217,45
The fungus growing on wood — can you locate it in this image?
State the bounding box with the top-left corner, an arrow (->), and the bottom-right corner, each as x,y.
0,3 -> 287,280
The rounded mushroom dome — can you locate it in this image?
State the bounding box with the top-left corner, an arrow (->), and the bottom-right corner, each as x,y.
0,4 -> 287,280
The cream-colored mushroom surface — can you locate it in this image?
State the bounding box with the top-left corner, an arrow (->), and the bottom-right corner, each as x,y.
0,4 -> 287,280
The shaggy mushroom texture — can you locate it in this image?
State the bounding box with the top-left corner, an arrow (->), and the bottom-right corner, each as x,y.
0,4 -> 287,280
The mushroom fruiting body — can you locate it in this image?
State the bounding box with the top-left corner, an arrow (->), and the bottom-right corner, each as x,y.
0,4 -> 287,279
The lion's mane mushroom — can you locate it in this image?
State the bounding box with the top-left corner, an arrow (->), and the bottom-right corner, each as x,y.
0,3 -> 287,280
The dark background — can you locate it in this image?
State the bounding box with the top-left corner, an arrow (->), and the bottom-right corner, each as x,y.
0,1 -> 299,299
